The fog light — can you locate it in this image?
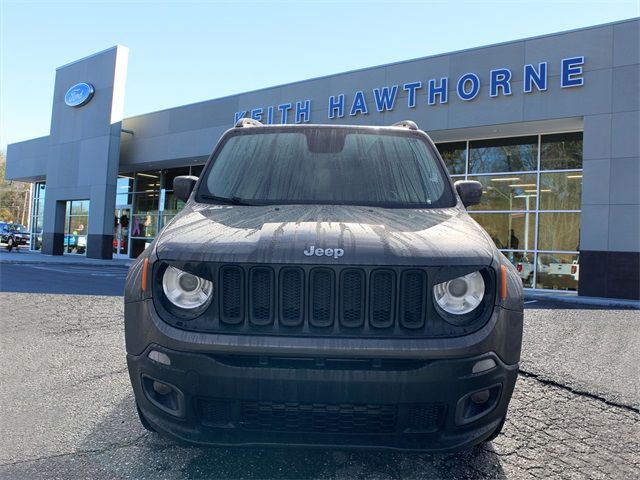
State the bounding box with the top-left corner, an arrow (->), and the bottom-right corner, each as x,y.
471,389 -> 491,404
153,380 -> 173,396
472,358 -> 496,374
148,350 -> 171,366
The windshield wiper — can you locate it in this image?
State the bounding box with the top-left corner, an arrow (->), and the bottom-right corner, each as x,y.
200,194 -> 259,206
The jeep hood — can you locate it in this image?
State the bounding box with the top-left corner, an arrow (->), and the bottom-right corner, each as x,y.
154,203 -> 496,266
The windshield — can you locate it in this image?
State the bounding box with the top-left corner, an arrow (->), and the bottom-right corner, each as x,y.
8,224 -> 28,232
199,128 -> 454,208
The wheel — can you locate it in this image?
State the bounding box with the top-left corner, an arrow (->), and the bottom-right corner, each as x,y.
6,238 -> 14,252
484,416 -> 506,443
136,403 -> 155,432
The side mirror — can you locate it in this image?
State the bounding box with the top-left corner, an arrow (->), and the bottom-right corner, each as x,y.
454,180 -> 483,208
174,175 -> 199,202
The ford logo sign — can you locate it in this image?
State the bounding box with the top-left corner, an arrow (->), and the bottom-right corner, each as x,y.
64,83 -> 95,107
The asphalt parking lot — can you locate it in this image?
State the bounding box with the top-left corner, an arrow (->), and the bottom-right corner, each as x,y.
0,262 -> 127,296
0,264 -> 638,479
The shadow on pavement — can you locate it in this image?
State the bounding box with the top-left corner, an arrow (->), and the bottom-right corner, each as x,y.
79,395 -> 507,480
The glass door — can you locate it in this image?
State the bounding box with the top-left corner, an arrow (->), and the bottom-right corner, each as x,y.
113,207 -> 131,258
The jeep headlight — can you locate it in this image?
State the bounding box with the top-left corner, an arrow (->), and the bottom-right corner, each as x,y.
162,265 -> 213,310
433,271 -> 485,317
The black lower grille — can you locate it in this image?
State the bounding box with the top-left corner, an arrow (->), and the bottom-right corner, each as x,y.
196,397 -> 445,435
406,404 -> 446,433
197,399 -> 234,427
240,401 -> 397,434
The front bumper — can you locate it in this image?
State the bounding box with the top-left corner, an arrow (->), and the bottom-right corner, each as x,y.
128,349 -> 518,452
125,299 -> 522,451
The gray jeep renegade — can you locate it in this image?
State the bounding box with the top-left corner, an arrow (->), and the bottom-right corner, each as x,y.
124,119 -> 523,452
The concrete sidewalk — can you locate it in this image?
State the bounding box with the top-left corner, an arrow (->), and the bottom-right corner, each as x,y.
0,248 -> 133,268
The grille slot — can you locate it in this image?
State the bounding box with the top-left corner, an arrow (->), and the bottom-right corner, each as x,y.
406,404 -> 445,433
197,399 -> 234,427
241,401 -> 397,434
309,268 -> 335,327
249,267 -> 274,325
399,270 -> 426,329
340,269 -> 365,327
279,268 -> 304,327
220,266 -> 244,324
370,270 -> 395,328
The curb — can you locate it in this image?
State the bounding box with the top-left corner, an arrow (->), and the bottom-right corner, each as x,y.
0,260 -> 132,268
0,255 -> 132,268
525,291 -> 640,309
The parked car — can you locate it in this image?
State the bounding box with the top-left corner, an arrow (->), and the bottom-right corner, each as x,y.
124,120 -> 524,452
0,222 -> 30,252
538,257 -> 579,290
516,255 -> 550,285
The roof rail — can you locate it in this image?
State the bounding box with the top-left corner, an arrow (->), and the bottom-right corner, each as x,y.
235,118 -> 264,128
391,120 -> 418,131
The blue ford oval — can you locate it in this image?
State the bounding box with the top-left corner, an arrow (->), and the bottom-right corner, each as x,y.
64,83 -> 95,107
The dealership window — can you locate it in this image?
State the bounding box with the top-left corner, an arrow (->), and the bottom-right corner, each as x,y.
468,136 -> 538,174
116,175 -> 133,206
438,141 -> 466,175
540,132 -> 583,170
126,165 -> 202,258
437,131 -> 582,292
30,182 -> 46,251
64,200 -> 89,255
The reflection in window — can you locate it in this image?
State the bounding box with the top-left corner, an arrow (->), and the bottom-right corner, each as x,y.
502,251 -> 536,288
130,214 -> 157,238
116,176 -> 134,206
536,253 -> 579,291
162,191 -> 185,217
70,200 -> 89,215
538,213 -> 580,251
134,171 -> 161,192
469,174 -> 537,211
539,173 -> 582,210
470,212 -> 535,250
437,141 -> 466,175
30,182 -> 46,251
541,132 -> 583,170
64,200 -> 89,255
469,136 -> 538,174
133,192 -> 159,212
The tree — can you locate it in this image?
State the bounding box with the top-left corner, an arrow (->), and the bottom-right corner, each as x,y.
0,151 -> 31,225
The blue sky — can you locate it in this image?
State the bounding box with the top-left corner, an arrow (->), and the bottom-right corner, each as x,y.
1,0 -> 638,151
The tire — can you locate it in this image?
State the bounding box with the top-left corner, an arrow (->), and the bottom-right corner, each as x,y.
6,238 -> 14,252
136,403 -> 155,432
484,416 -> 506,443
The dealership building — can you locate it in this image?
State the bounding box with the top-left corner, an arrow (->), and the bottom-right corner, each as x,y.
5,18 -> 639,299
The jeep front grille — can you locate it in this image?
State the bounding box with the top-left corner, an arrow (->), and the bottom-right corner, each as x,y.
157,263 -> 494,337
219,265 -> 429,331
